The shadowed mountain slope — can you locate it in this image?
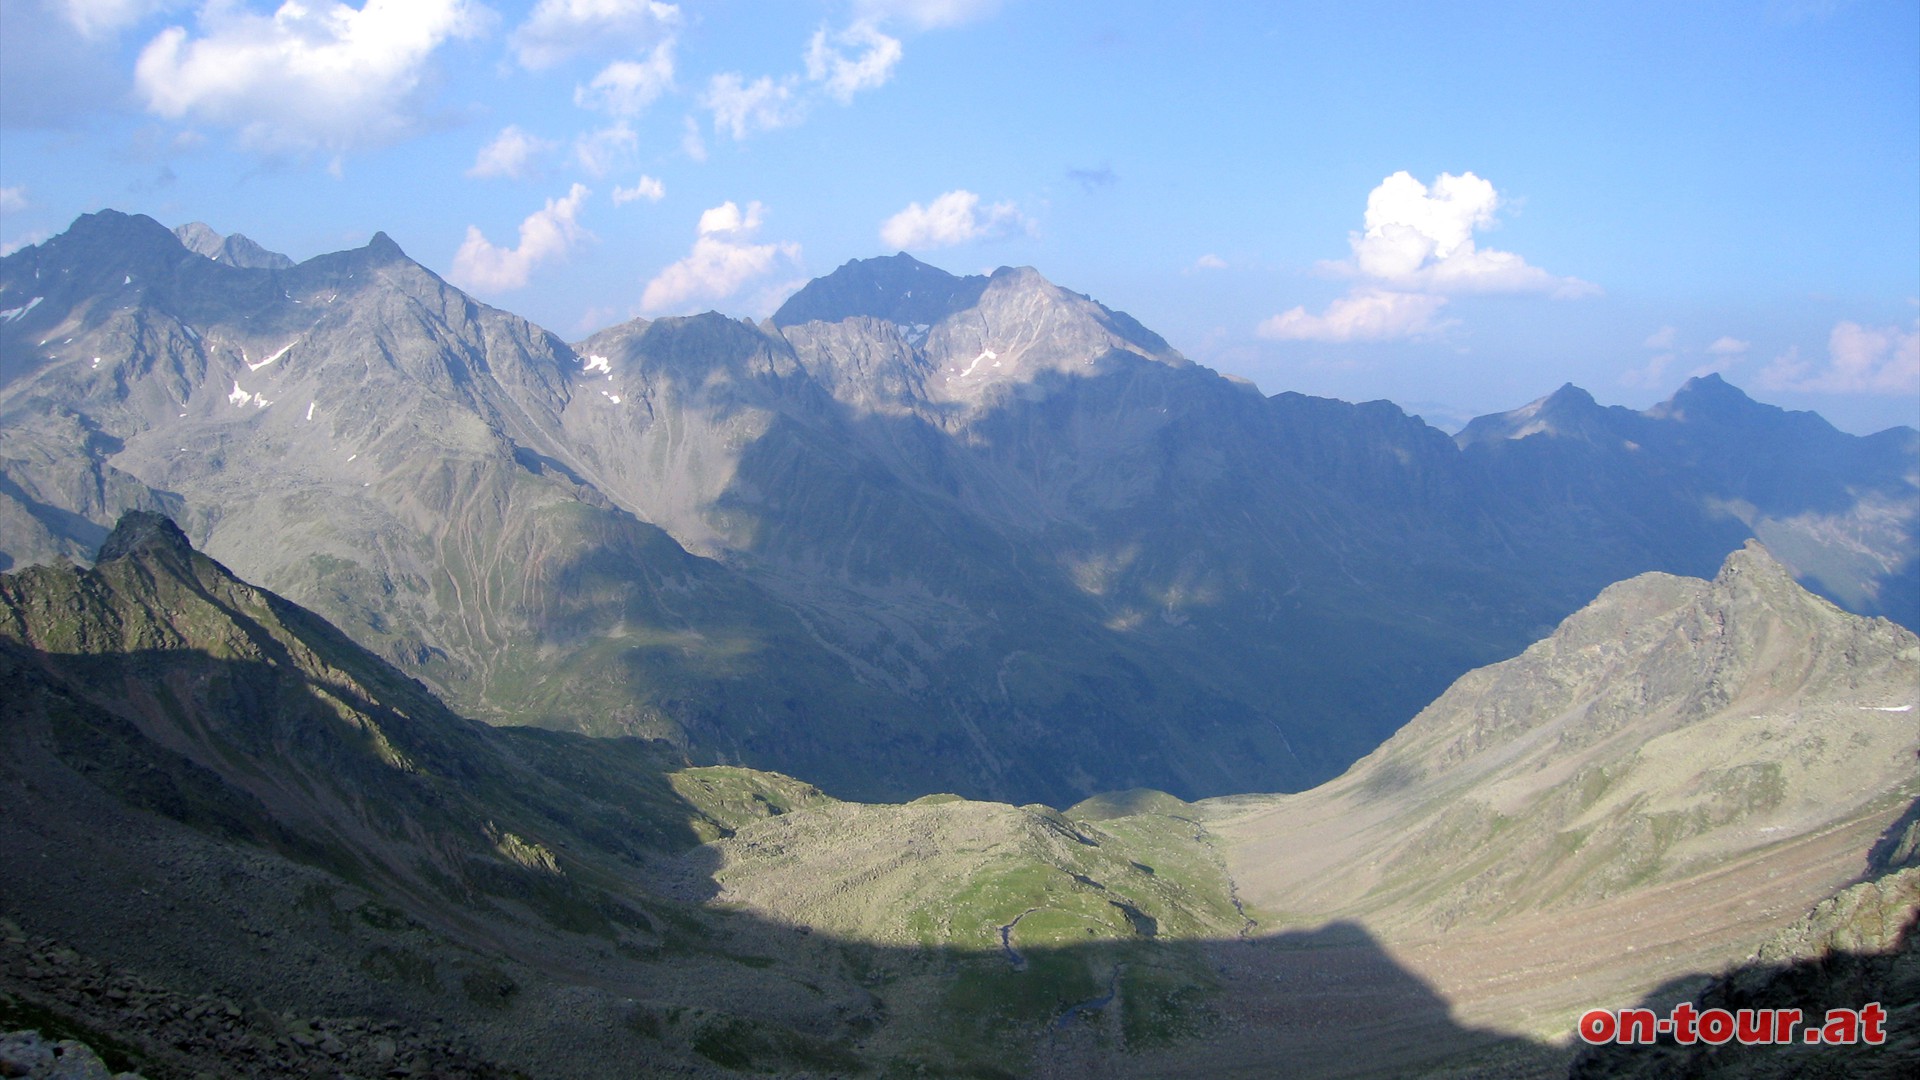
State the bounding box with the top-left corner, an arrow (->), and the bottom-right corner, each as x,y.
1570,877 -> 1919,1078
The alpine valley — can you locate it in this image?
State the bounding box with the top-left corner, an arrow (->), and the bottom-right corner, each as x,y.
0,213 -> 1916,1078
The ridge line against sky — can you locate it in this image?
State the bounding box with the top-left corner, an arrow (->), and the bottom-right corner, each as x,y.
1,0 -> 1915,433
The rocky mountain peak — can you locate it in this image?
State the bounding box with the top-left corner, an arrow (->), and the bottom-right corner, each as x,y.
771,252 -> 988,328
171,220 -> 224,256
1454,381 -> 1612,445
364,231 -> 405,260
94,510 -> 194,564
920,262 -> 1184,384
1709,537 -> 1842,621
1648,371 -> 1780,426
26,209 -> 182,270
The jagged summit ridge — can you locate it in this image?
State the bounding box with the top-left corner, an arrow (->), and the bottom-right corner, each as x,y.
172,221 -> 295,270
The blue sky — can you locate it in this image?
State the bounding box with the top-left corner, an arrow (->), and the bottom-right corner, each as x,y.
3,0 -> 1916,433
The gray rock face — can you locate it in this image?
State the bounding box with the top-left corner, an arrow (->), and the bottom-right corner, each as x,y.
171,222 -> 295,270
0,212 -> 1915,805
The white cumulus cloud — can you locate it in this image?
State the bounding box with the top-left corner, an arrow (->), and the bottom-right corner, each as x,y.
450,183 -> 591,293
58,0 -> 173,38
805,22 -> 902,103
612,175 -> 665,205
133,0 -> 488,156
1261,170 -> 1595,344
510,0 -> 679,70
575,39 -> 675,116
0,187 -> 26,213
641,200 -> 801,314
1759,320 -> 1920,395
467,125 -> 554,179
1343,171 -> 1596,297
1257,289 -> 1452,343
880,189 -> 1029,250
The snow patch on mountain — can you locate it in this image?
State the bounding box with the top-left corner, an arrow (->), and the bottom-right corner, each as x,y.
246,341 -> 297,372
227,381 -> 271,409
1,296 -> 43,321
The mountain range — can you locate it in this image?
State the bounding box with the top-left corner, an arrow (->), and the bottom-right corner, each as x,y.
2,211 -> 1913,811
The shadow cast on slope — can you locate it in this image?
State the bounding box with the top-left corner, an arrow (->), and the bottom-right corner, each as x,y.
1568,909 -> 1919,1079
1,643 -> 1570,1079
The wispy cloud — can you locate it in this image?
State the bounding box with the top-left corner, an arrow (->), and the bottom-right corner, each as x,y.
1258,288 -> 1452,343
510,0 -> 679,71
854,0 -> 1001,30
703,72 -> 804,139
805,22 -> 902,104
467,125 -> 555,180
575,40 -> 675,117
573,122 -> 637,178
680,115 -> 707,161
450,184 -> 592,293
641,200 -> 802,314
693,2 -> 1001,146
880,189 -> 1030,250
57,0 -> 175,39
1622,329 -> 1751,388
0,186 -> 27,213
1759,320 -> 1919,395
0,229 -> 50,257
